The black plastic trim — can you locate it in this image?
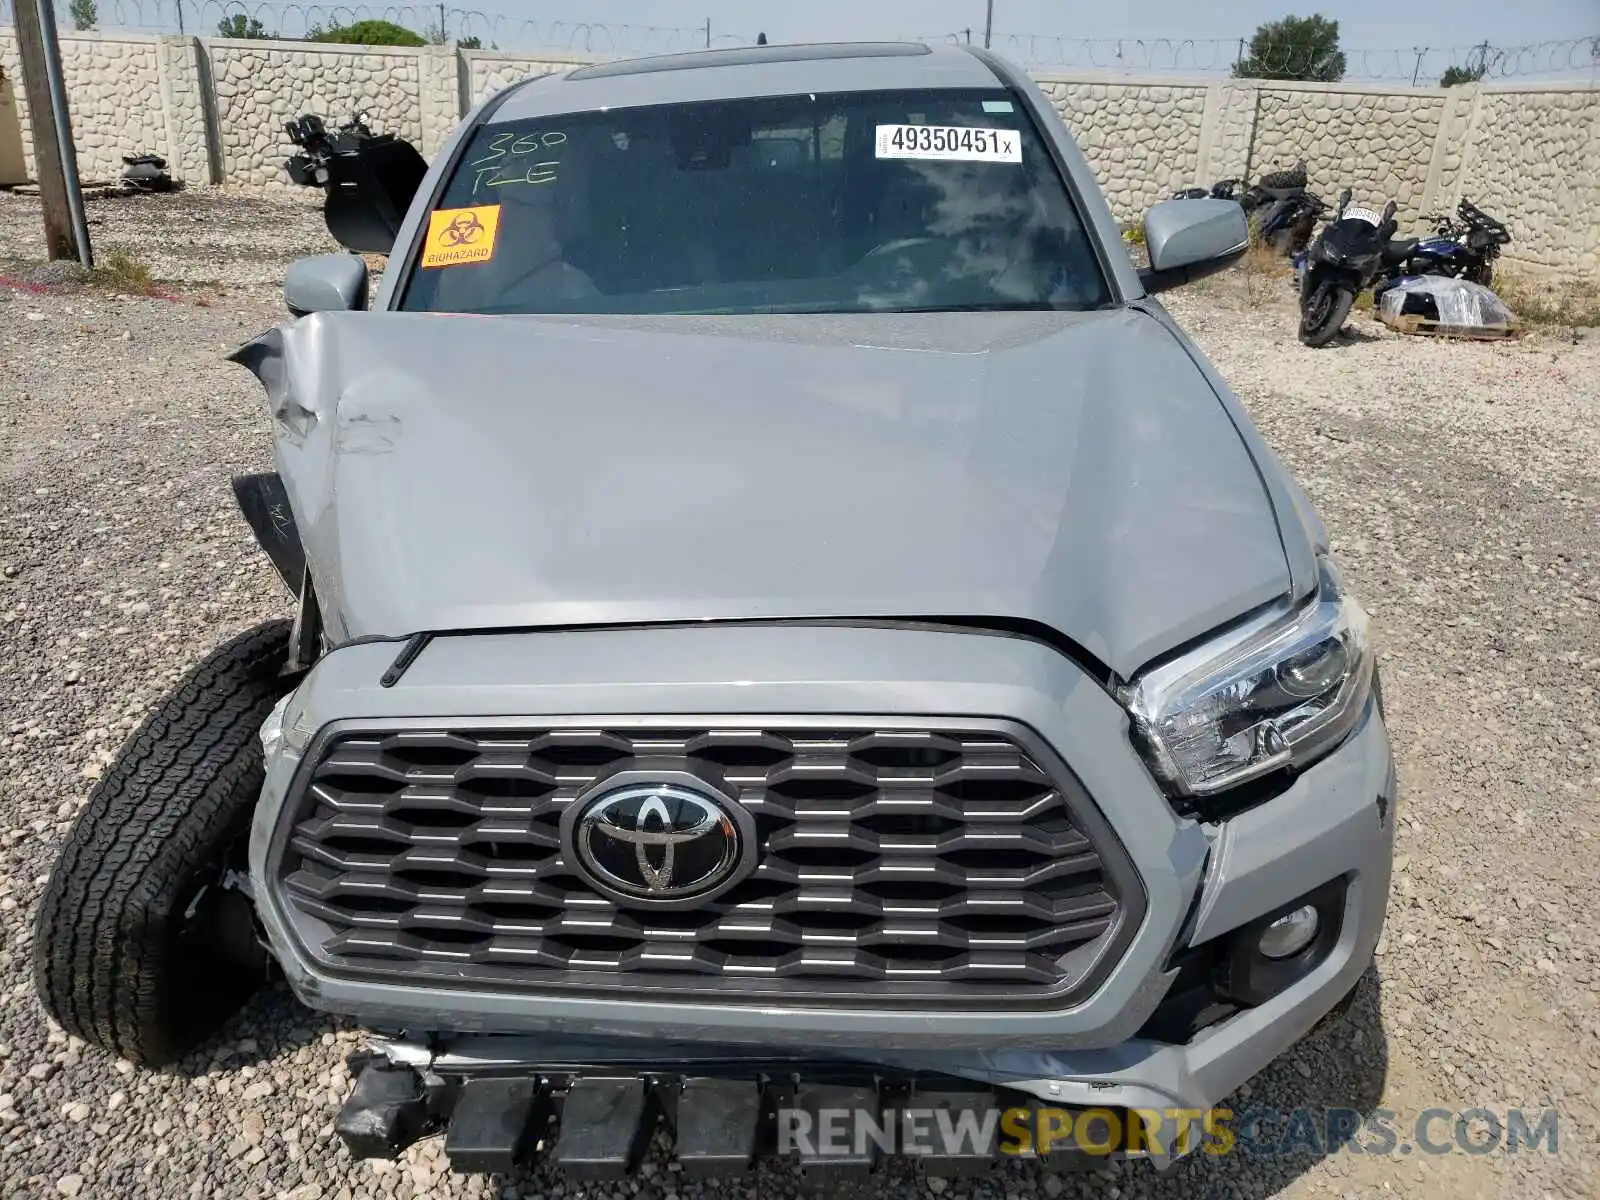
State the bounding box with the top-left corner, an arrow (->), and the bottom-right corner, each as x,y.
378,632 -> 433,688
341,1053 -> 1115,1173
338,616 -> 1118,697
231,472 -> 305,591
266,713 -> 1147,1015
1138,242 -> 1249,294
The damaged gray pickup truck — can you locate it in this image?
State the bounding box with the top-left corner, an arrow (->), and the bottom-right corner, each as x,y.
35,41 -> 1396,1180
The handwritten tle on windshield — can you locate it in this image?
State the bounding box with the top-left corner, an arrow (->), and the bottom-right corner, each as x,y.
469,130 -> 569,193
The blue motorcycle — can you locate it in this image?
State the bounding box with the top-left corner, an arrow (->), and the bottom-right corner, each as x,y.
1387,198 -> 1511,288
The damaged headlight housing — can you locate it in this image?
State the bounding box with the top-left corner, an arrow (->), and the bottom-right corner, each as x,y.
1126,558 -> 1374,798
259,688 -> 313,770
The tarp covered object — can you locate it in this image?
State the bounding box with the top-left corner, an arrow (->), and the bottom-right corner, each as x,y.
1378,276 -> 1519,335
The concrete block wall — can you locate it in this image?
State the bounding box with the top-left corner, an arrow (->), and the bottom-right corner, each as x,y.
207,39 -> 424,185
0,31 -> 1596,272
1033,76 -> 1209,214
1248,84 -> 1446,213
1447,85 -> 1600,268
463,50 -> 594,108
0,31 -> 174,182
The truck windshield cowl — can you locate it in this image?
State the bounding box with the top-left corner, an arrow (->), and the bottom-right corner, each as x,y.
400,87 -> 1111,316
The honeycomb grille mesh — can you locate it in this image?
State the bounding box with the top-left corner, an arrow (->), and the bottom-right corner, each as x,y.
274,726 -> 1124,1001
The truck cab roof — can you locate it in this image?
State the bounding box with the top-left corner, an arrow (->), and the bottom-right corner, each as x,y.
490,41 -> 1007,123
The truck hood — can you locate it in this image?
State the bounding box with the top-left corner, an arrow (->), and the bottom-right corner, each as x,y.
232,308 -> 1292,680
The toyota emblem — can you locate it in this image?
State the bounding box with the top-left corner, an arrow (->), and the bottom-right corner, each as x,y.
564,781 -> 754,907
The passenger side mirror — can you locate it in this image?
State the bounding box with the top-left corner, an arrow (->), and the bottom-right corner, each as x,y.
284,254 -> 369,317
1137,199 -> 1249,294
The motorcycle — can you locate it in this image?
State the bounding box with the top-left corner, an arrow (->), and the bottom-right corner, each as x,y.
1172,177 -> 1244,201
283,111 -> 428,254
1383,197 -> 1511,288
1298,190 -> 1417,347
1241,163 -> 1326,256
1173,161 -> 1322,255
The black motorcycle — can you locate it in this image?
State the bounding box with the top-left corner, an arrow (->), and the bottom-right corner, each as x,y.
1172,177 -> 1244,201
1385,197 -> 1511,288
283,111 -> 428,254
1174,161 -> 1322,256
1298,190 -> 1417,347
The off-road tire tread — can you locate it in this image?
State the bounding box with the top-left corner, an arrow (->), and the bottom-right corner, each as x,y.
34,619 -> 295,1067
1259,164 -> 1308,190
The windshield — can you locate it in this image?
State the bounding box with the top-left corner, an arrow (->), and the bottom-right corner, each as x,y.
399,88 -> 1110,316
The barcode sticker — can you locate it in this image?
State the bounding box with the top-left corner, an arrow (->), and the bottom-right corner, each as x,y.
875,124 -> 1022,163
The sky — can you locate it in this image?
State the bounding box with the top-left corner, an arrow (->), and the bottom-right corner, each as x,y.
498,0 -> 1598,58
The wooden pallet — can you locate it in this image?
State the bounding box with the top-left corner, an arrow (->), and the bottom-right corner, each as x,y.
1381,312 -> 1525,340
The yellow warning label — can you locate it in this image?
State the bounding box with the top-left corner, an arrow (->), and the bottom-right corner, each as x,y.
420,204 -> 501,268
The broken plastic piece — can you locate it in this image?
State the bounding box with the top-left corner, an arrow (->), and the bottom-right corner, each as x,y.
334,1062 -> 429,1159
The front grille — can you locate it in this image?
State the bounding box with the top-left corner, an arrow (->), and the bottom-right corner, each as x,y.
273,723 -> 1132,1004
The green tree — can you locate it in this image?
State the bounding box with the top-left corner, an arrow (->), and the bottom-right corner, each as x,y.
1439,63 -> 1487,86
1232,14 -> 1346,82
68,0 -> 97,31
305,19 -> 426,47
216,14 -> 273,39
457,35 -> 483,49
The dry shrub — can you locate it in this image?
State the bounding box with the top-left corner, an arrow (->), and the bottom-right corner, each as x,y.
1492,268 -> 1600,328
1240,239 -> 1292,309
90,251 -> 158,295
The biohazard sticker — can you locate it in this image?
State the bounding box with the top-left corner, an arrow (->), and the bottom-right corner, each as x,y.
421,204 -> 501,268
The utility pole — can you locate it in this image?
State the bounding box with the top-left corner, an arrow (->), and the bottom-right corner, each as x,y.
983,0 -> 993,49
14,0 -> 93,265
704,18 -> 711,48
175,0 -> 184,36
437,1 -> 447,41
1411,47 -> 1426,87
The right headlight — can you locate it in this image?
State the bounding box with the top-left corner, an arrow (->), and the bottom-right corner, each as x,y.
1125,557 -> 1374,799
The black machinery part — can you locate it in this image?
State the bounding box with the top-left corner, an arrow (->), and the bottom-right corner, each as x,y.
335,1053 -> 1123,1181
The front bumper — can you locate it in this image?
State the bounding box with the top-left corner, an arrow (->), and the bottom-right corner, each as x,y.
252,623 -> 1395,1133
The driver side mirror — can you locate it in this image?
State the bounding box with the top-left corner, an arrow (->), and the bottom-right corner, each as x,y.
1137,199 -> 1249,294
284,254 -> 369,317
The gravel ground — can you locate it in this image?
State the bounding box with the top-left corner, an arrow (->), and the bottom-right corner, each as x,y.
1,189 -> 1597,1200
0,186 -> 339,285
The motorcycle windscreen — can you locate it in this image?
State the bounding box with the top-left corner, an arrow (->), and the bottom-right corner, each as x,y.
322,140 -> 429,254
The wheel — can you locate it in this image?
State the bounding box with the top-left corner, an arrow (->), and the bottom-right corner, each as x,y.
1258,163 -> 1308,190
1299,282 -> 1357,347
34,619 -> 297,1067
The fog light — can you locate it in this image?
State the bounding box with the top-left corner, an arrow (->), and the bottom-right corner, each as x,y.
1258,905 -> 1320,959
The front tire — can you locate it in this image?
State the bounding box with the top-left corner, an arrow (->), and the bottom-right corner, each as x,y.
1300,282 -> 1357,347
34,620 -> 296,1067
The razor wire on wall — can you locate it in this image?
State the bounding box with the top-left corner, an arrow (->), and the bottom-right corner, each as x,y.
0,0 -> 731,52
0,0 -> 1596,82
923,30 -> 1600,82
